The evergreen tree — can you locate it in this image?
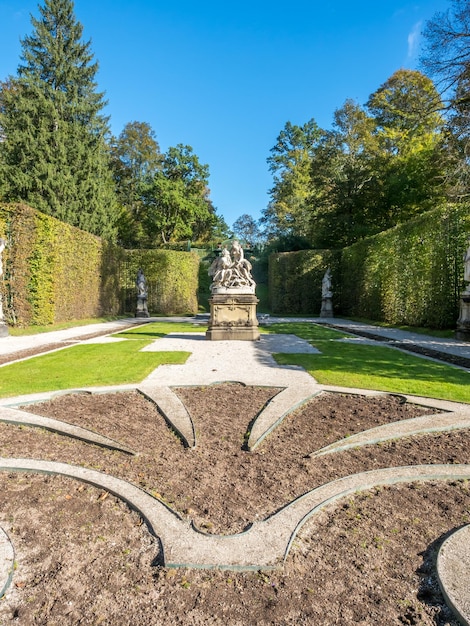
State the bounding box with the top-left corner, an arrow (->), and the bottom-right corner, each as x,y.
0,0 -> 117,239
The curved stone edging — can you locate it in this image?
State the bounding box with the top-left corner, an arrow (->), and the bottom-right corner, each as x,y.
2,459 -> 470,570
437,524 -> 470,626
0,526 -> 15,599
0,405 -> 136,455
138,385 -> 196,448
309,410 -> 470,458
247,384 -> 319,451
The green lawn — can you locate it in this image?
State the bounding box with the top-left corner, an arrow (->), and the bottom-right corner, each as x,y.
0,339 -> 189,398
265,322 -> 470,404
113,321 -> 204,340
1,320 -> 468,403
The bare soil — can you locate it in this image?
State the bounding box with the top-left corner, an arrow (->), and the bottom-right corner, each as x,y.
0,385 -> 469,625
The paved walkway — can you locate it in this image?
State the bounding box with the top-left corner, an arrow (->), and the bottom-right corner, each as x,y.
0,316 -> 470,622
267,316 -> 470,366
1,315 -> 470,364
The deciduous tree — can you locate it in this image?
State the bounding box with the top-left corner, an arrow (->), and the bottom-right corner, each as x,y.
110,121 -> 162,247
263,119 -> 322,239
142,144 -> 217,245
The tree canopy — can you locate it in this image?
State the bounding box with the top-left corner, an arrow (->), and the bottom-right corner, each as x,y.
262,69 -> 451,249
0,0 -> 118,239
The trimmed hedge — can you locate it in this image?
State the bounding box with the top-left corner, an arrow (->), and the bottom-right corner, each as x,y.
269,249 -> 341,314
268,203 -> 469,328
121,249 -> 199,315
0,203 -> 120,326
340,204 -> 469,328
0,204 -> 200,326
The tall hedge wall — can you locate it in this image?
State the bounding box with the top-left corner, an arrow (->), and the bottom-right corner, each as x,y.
0,204 -> 200,326
268,204 -> 469,328
121,249 -> 199,315
340,204 -> 469,328
268,249 -> 341,314
0,203 -> 122,326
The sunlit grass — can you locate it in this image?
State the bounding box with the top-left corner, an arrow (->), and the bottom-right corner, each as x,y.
113,321 -> 205,340
267,322 -> 470,403
0,339 -> 189,398
262,321 -> 353,341
2,319 -> 468,403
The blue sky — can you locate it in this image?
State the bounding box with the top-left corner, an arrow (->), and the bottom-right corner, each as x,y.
0,0 -> 452,229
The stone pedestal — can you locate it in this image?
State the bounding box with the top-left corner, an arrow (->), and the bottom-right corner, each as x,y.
456,292 -> 470,341
0,322 -> 8,338
320,297 -> 334,318
135,296 -> 149,318
206,290 -> 260,341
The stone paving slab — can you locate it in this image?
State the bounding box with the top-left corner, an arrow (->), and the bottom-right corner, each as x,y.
141,332 -> 319,388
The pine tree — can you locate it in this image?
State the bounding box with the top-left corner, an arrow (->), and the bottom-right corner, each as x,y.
0,0 -> 117,239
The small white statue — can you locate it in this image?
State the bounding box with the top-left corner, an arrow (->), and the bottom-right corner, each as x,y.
464,237 -> 470,286
0,238 -> 6,327
0,238 -> 5,278
135,268 -> 149,318
322,267 -> 333,299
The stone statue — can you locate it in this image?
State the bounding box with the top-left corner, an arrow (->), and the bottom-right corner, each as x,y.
0,238 -> 5,278
208,247 -> 232,288
464,237 -> 470,287
230,239 -> 244,264
136,268 -> 147,297
0,237 -> 8,336
322,267 -> 333,299
320,267 -> 334,318
135,268 -> 149,318
208,241 -> 255,292
457,238 -> 470,340
206,240 -> 259,341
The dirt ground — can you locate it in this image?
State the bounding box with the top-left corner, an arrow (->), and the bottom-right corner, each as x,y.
0,385 -> 469,625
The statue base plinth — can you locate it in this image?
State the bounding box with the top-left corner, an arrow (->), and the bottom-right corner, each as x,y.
135,297 -> 149,318
206,292 -> 260,341
456,294 -> 470,341
0,322 -> 8,338
320,297 -> 334,318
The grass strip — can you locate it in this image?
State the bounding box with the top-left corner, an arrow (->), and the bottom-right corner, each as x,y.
113,321 -> 204,340
266,323 -> 470,403
0,340 -> 189,398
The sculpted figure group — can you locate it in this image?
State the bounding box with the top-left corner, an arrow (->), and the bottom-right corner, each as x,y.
208,241 -> 256,291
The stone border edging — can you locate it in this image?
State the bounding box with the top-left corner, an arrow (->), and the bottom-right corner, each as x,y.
309,410 -> 470,458
138,385 -> 196,448
0,526 -> 15,600
247,384 -> 320,451
0,405 -> 136,456
2,459 -> 470,571
437,524 -> 470,626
